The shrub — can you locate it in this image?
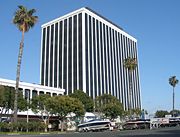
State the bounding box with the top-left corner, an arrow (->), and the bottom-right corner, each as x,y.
0,121 -> 46,132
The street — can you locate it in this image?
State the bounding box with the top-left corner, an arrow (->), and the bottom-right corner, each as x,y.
1,127 -> 180,137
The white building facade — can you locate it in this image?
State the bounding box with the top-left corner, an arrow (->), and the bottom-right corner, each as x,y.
0,78 -> 64,100
40,7 -> 141,110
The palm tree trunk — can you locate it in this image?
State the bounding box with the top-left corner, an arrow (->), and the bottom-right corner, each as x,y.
61,120 -> 64,132
59,119 -> 64,132
172,87 -> 175,117
13,30 -> 24,124
128,70 -> 133,118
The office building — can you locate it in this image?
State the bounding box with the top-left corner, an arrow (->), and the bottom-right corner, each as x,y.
0,78 -> 64,116
0,78 -> 64,99
40,7 -> 141,110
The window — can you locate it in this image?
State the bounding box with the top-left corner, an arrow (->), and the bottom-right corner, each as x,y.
39,91 -> 44,95
103,24 -> 108,92
109,28 -> 114,96
89,15 -> 93,97
78,13 -> 83,90
68,17 -> 72,93
93,17 -> 97,97
50,24 -> 54,87
100,22 -> 104,95
85,13 -> 89,95
59,21 -> 63,88
45,26 -> 50,86
63,19 -> 67,93
32,90 -> 37,97
96,20 -> 101,96
41,28 -> 46,85
54,23 -> 58,87
25,89 -> 30,101
106,26 -> 111,93
73,15 -> 77,90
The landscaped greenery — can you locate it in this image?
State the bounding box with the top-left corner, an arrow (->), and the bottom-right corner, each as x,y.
46,95 -> 85,132
155,109 -> 180,118
1,84 -> 180,133
30,94 -> 51,132
0,85 -> 27,121
155,110 -> 170,118
69,90 -> 94,112
0,121 -> 45,132
95,94 -> 124,119
0,86 -> 123,132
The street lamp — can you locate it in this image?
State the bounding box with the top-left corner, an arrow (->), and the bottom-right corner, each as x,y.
26,90 -> 29,132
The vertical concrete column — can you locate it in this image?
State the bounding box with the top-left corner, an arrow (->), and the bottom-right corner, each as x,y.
30,89 -> 33,100
22,88 -> 25,98
37,90 -> 39,95
50,92 -> 53,97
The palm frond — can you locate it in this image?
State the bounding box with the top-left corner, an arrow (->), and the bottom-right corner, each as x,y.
169,76 -> 179,87
124,57 -> 137,71
28,9 -> 36,15
13,5 -> 38,32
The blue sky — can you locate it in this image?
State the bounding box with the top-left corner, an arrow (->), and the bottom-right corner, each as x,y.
0,0 -> 180,114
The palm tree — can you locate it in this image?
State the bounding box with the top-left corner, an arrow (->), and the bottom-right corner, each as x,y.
13,5 -> 38,123
169,76 -> 179,116
124,57 -> 137,118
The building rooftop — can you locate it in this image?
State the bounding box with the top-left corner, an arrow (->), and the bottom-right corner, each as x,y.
42,7 -> 123,30
84,7 -> 123,31
41,7 -> 136,42
0,78 -> 65,93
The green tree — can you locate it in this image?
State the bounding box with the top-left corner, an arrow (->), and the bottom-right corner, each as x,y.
122,110 -> 131,118
103,103 -> 123,120
30,94 -> 51,132
155,110 -> 169,118
0,85 -> 27,121
132,108 -> 141,118
47,96 -> 85,131
95,94 -> 120,110
95,94 -> 124,118
124,57 -> 137,116
69,90 -> 94,112
13,5 -> 38,123
169,76 -> 179,116
17,91 -> 27,111
169,109 -> 180,117
0,86 -> 14,116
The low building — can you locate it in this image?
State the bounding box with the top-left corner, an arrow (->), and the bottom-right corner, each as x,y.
0,77 -> 65,118
0,78 -> 65,99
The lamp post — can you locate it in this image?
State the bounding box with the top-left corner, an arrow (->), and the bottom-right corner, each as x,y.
26,90 -> 29,132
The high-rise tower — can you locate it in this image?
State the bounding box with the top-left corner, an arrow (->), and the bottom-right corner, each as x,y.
40,7 -> 141,110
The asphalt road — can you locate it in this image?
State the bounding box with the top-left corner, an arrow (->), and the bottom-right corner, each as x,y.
1,127 -> 180,137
